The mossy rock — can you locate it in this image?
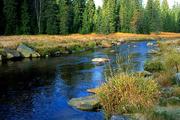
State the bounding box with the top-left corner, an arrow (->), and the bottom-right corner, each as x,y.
2,48 -> 21,59
152,106 -> 180,120
68,95 -> 100,111
17,44 -> 40,58
144,60 -> 165,73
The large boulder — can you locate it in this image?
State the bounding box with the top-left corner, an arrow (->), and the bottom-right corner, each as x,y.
17,44 -> 40,58
2,48 -> 21,59
68,95 -> 100,111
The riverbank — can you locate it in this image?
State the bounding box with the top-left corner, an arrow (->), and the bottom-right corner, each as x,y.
0,32 -> 180,60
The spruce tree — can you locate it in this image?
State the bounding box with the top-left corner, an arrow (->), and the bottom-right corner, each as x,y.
81,0 -> 95,34
3,0 -> 17,35
101,0 -> 116,34
72,0 -> 86,33
20,0 -> 30,34
161,0 -> 170,31
119,0 -> 131,32
93,7 -> 102,33
58,0 -> 70,34
0,0 -> 5,35
146,0 -> 161,33
46,0 -> 58,34
177,11 -> 180,32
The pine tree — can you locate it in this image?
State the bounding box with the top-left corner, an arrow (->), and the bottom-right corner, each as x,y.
101,0 -> 116,34
46,0 -> 58,34
58,0 -> 70,34
177,11 -> 180,32
20,0 -> 30,34
93,7 -> 102,33
72,0 -> 86,33
0,0 -> 5,35
153,0 -> 162,32
119,0 -> 131,32
3,0 -> 17,35
130,0 -> 142,33
161,0 -> 170,31
146,0 -> 161,33
81,0 -> 95,34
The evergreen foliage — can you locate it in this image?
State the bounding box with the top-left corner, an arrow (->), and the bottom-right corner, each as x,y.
1,0 -> 180,35
20,0 -> 30,34
81,0 -> 95,34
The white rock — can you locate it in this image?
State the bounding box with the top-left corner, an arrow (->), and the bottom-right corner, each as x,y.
92,58 -> 110,63
147,42 -> 154,46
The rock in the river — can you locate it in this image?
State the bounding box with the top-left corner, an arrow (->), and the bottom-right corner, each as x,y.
2,48 -> 21,59
17,44 -> 40,58
147,42 -> 154,46
0,55 -> 2,61
68,95 -> 100,111
148,49 -> 159,54
92,58 -> 110,63
135,71 -> 152,77
175,73 -> 180,86
110,115 -> 129,120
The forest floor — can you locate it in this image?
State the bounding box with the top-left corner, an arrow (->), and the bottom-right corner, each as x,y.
0,32 -> 180,57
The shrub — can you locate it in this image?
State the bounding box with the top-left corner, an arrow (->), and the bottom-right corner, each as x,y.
164,50 -> 180,73
154,72 -> 174,87
172,86 -> 180,98
144,60 -> 164,73
97,73 -> 160,117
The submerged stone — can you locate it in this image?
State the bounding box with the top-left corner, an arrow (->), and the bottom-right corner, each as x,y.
68,95 -> 100,111
17,44 -> 40,58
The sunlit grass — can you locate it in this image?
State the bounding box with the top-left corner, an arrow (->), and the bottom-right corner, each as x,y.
97,73 -> 160,118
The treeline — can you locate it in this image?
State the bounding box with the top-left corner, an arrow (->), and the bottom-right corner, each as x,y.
0,0 -> 180,35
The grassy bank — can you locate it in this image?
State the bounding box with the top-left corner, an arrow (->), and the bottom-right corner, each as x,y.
94,39 -> 180,119
0,32 -> 180,58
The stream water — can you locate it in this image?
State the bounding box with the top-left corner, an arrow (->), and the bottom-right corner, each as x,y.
0,41 -> 156,120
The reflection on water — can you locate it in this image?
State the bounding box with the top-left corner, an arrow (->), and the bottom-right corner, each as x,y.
0,41 -> 156,120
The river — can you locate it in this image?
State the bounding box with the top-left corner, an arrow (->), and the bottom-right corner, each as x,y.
0,41 -> 156,120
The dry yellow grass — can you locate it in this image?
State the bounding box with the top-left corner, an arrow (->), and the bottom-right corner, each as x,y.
0,32 -> 180,48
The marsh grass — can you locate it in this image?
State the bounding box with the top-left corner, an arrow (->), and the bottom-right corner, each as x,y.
97,73 -> 160,118
154,72 -> 174,87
